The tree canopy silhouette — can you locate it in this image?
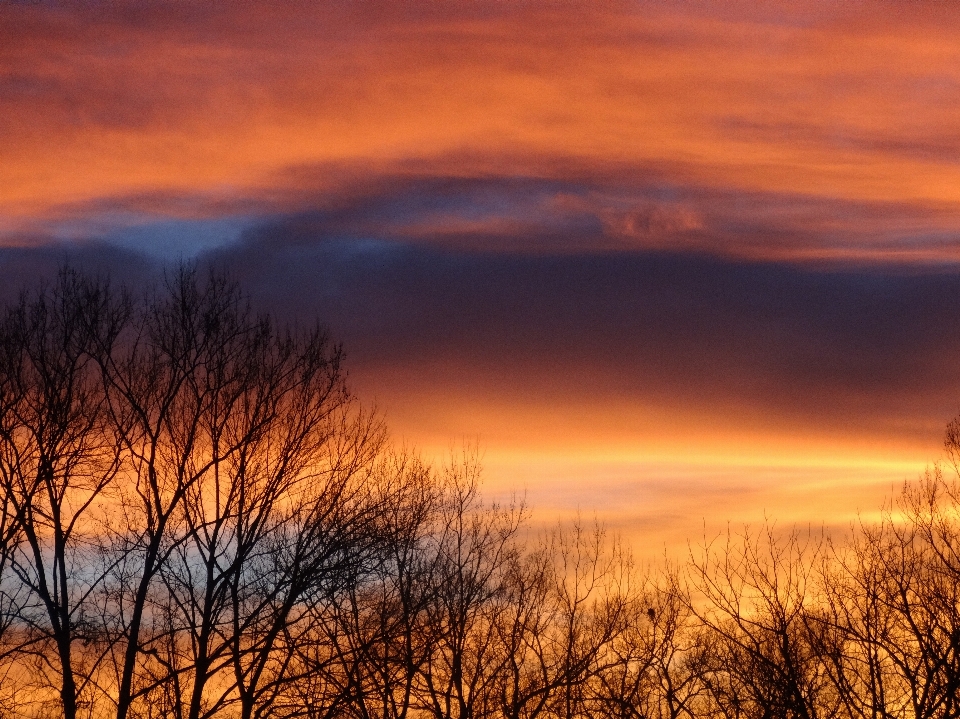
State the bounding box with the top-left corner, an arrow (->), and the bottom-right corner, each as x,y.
1,267 -> 960,719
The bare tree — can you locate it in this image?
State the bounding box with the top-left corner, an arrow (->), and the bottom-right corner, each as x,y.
414,454 -> 525,719
84,268 -> 387,719
817,467 -> 960,719
223,411 -> 390,719
0,318 -> 27,715
687,524 -> 831,719
899,471 -> 960,719
0,269 -> 127,719
286,451 -> 440,719
591,567 -> 709,719
497,521 -> 633,719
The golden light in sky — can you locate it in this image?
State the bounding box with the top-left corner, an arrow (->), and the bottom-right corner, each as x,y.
4,1 -> 960,554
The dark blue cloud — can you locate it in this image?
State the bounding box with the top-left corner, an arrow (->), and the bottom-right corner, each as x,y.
3,216 -> 960,445
4,164 -> 960,447
10,159 -> 960,266
197,229 -> 960,442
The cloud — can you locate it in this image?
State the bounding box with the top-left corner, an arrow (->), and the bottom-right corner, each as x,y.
1,207 -> 956,548
9,158 -> 958,265
227,164 -> 960,264
5,1 -> 960,231
190,225 -> 960,453
4,223 -> 957,453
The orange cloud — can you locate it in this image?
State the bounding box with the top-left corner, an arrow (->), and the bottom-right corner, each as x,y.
4,1 -> 960,260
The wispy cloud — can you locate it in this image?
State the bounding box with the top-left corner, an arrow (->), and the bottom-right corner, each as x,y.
6,160 -> 960,264
4,1 -> 960,261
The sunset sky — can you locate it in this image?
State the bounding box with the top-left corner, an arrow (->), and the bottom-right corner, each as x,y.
4,1 -> 960,553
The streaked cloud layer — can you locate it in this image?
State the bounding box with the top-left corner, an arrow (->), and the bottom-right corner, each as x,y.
6,1 -> 960,259
3,1 -> 960,550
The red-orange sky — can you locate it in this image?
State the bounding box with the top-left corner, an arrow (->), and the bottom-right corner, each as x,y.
4,0 -> 960,553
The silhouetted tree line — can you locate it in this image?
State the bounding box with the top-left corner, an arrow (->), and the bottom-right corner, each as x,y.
1,269 -> 960,719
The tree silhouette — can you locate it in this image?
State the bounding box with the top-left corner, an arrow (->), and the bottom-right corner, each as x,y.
4,266 -> 960,719
0,270 -> 126,717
